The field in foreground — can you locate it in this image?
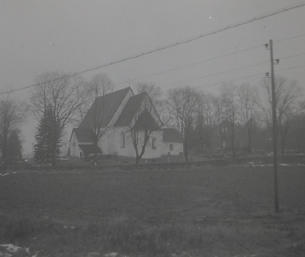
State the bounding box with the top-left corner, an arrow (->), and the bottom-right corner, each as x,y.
0,165 -> 304,257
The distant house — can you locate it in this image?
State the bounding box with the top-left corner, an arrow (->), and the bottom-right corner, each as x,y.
68,87 -> 183,159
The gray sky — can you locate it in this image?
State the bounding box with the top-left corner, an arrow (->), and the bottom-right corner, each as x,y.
1,0 -> 305,155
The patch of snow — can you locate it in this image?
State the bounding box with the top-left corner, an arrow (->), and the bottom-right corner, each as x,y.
0,244 -> 22,253
104,253 -> 118,257
248,163 -> 272,168
63,224 -> 76,230
0,244 -> 34,257
0,171 -> 18,177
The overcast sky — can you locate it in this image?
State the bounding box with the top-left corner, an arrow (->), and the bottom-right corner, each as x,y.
0,0 -> 305,155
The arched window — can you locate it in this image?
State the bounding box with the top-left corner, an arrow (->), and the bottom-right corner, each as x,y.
121,132 -> 125,148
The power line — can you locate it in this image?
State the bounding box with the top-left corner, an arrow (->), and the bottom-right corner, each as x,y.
3,45 -> 305,96
1,1 -> 305,96
118,34 -> 305,86
276,32 -> 305,44
279,50 -> 305,61
198,75 -> 263,90
194,72 -> 265,88
155,49 -> 305,87
211,63 -> 305,85
172,60 -> 269,86
277,63 -> 305,73
72,1 -> 305,74
118,61 -> 268,88
182,62 -> 305,89
130,45 -> 262,78
116,43 -> 263,86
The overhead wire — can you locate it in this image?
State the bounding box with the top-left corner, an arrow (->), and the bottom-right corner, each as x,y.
1,1 -> 305,95
117,33 -> 305,86
178,60 -> 305,89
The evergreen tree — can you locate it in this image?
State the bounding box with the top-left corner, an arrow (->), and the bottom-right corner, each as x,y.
6,130 -> 22,164
34,105 -> 61,166
34,109 -> 48,163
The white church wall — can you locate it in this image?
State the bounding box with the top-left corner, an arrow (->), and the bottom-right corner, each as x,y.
162,142 -> 183,156
141,130 -> 164,159
69,132 -> 82,158
98,127 -> 183,159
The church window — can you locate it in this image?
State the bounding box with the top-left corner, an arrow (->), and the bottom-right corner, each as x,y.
152,137 -> 156,149
121,132 -> 125,148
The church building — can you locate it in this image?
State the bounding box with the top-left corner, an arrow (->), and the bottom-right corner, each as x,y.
68,87 -> 183,159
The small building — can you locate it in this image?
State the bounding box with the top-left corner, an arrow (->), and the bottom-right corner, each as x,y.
162,128 -> 183,156
68,87 -> 183,159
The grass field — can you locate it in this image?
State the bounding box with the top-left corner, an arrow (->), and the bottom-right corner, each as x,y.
0,165 -> 304,257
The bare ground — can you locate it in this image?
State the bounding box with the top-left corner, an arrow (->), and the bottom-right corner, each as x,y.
0,165 -> 304,257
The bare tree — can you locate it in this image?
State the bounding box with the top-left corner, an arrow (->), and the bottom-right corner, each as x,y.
70,74 -> 115,125
191,92 -> 217,153
0,97 -> 24,167
129,95 -> 161,164
261,77 -> 302,155
210,95 -> 226,152
289,101 -> 305,153
130,111 -> 156,165
198,93 -> 219,153
168,87 -> 201,162
87,72 -> 114,98
135,82 -> 162,104
219,84 -> 240,158
73,76 -> 91,124
237,83 -> 258,153
200,93 -> 217,129
31,71 -> 85,162
135,82 -> 173,126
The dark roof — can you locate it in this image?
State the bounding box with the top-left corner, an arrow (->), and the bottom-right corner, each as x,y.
79,87 -> 131,129
133,110 -> 160,130
163,128 -> 183,143
73,128 -> 95,143
115,93 -> 146,126
79,144 -> 101,155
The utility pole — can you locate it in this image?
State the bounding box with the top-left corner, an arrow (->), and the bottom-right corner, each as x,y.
265,39 -> 280,213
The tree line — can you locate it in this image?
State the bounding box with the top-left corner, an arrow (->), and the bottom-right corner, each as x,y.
0,71 -> 304,167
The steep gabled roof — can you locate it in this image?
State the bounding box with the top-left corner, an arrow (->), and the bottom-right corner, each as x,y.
163,128 -> 183,143
133,109 -> 160,130
115,92 -> 146,127
79,87 -> 131,129
73,128 -> 95,143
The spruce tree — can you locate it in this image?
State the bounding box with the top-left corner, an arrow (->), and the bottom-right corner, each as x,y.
34,107 -> 48,163
34,105 -> 61,166
6,130 -> 22,164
